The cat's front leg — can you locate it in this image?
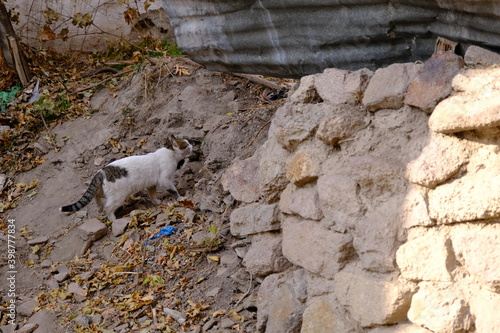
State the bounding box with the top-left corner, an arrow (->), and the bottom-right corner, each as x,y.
163,179 -> 181,200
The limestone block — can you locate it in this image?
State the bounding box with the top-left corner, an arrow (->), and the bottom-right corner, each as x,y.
258,138 -> 290,203
405,51 -> 464,113
315,106 -> 366,145
334,267 -> 416,327
464,45 -> 500,67
353,198 -> 404,273
396,235 -> 453,282
285,150 -> 321,186
408,286 -> 474,333
317,168 -> 364,231
257,271 -> 305,333
402,185 -> 434,228
470,289 -> 500,333
429,92 -> 500,134
301,294 -> 360,333
282,216 -> 353,278
242,233 -> 291,277
406,133 -> 471,188
314,68 -> 373,105
428,149 -> 500,223
78,218 -> 108,241
221,158 -> 260,203
230,203 -> 280,236
279,184 -> 323,221
452,227 -> 500,286
290,75 -> 322,104
273,103 -> 331,151
429,67 -> 500,133
363,63 -> 422,111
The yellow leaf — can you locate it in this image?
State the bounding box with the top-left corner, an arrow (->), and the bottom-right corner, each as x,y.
212,309 -> 226,317
207,255 -> 219,263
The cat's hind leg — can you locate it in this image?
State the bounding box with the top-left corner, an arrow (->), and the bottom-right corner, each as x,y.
147,186 -> 161,205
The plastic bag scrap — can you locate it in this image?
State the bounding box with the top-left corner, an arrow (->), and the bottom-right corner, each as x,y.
144,226 -> 176,246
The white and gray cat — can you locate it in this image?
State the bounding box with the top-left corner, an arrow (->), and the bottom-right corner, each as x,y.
60,135 -> 193,222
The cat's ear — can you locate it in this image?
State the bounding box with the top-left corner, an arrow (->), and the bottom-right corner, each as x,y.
170,135 -> 178,148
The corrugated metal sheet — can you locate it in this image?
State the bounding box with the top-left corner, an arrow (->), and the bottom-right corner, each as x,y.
163,0 -> 500,77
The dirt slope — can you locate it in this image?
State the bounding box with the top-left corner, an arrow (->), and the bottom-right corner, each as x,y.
1,57 -> 289,332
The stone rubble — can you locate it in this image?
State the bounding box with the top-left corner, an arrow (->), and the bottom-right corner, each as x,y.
223,45 -> 500,332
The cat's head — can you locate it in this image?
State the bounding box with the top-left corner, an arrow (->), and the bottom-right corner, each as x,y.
170,135 -> 193,157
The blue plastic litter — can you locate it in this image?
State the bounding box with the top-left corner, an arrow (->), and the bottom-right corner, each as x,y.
145,226 -> 176,246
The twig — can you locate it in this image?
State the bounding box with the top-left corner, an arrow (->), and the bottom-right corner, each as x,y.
243,120 -> 271,149
70,69 -> 134,94
235,271 -> 253,307
233,73 -> 283,91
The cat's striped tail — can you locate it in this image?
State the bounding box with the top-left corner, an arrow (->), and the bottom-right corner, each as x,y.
60,171 -> 104,212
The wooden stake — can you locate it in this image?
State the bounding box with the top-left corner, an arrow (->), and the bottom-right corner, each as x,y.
7,36 -> 29,85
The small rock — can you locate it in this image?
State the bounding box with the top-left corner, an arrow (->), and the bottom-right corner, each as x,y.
0,324 -> 16,333
33,142 -> 49,155
78,218 -> 108,241
279,183 -> 323,221
54,265 -> 71,282
25,310 -> 57,333
40,259 -> 52,268
0,173 -> 6,191
243,233 -> 291,276
68,282 -> 85,296
464,45 -> 500,67
91,314 -> 103,325
220,317 -> 235,329
405,51 -> 464,112
75,210 -> 88,219
27,236 -> 49,246
111,218 -> 129,237
16,323 -> 38,333
205,287 -> 221,298
163,307 -> 186,324
73,314 -> 91,327
17,299 -> 37,317
202,318 -> 217,331
93,157 -> 105,166
234,246 -> 248,259
45,278 -> 59,290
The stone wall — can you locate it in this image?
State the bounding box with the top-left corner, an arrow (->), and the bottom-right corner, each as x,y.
222,46 -> 500,332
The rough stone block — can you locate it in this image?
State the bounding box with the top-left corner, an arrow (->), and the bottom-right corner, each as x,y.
464,45 -> 500,67
470,289 -> 500,333
273,103 -> 331,151
429,67 -> 500,133
402,185 -> 434,228
78,218 -> 108,241
301,294 -> 360,333
408,285 -> 474,333
279,184 -> 323,221
285,150 -> 321,186
243,233 -> 291,276
315,106 -> 366,145
452,227 -> 500,286
111,218 -> 129,237
290,75 -> 323,104
314,68 -> 373,105
406,133 -> 471,188
230,203 -> 280,236
258,138 -> 290,203
363,63 -> 422,111
366,323 -> 432,333
334,267 -> 416,327
257,271 -> 305,333
396,234 -> 453,282
405,51 -> 464,113
222,158 -> 261,203
282,216 -> 353,278
428,148 -> 500,224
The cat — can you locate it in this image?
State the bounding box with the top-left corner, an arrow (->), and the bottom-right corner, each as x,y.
60,135 -> 192,222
